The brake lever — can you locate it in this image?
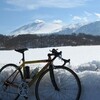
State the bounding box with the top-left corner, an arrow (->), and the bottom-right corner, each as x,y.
61,58 -> 70,66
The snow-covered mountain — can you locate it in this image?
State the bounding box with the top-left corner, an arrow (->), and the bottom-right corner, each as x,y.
10,20 -> 64,35
10,20 -> 100,35
54,23 -> 83,34
76,21 -> 100,35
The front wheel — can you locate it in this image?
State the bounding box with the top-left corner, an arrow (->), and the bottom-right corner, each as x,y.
35,66 -> 81,100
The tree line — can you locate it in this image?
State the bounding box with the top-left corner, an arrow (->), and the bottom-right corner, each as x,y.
0,33 -> 100,50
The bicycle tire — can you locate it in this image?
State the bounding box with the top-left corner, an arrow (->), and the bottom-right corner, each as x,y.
35,66 -> 81,100
0,64 -> 24,100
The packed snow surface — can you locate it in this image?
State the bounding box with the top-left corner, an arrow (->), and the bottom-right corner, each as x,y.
0,45 -> 100,100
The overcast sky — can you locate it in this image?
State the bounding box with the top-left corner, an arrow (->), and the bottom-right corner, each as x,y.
0,0 -> 100,34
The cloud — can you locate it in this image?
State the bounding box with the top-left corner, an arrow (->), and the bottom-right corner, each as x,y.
84,11 -> 92,16
72,16 -> 82,20
95,13 -> 100,19
34,19 -> 45,24
72,16 -> 89,24
53,20 -> 63,24
6,0 -> 38,10
6,0 -> 89,10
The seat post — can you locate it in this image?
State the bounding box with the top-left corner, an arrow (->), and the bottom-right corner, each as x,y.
22,52 -> 25,62
15,48 -> 28,62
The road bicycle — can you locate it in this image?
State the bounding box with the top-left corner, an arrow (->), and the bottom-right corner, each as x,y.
0,48 -> 81,100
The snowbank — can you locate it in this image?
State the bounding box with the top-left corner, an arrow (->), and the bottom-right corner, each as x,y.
77,61 -> 100,100
1,46 -> 100,100
0,61 -> 100,100
79,71 -> 100,100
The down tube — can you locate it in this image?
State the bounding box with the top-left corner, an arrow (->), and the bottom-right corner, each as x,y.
28,62 -> 51,87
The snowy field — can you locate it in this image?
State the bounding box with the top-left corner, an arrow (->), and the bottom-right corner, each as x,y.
0,45 -> 100,100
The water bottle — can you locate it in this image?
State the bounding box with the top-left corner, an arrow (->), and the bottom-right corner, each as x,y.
30,67 -> 39,78
24,66 -> 30,79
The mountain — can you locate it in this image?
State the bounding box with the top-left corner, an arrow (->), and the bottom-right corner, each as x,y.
10,20 -> 100,36
54,23 -> 83,34
10,20 -> 83,35
76,21 -> 100,35
10,20 -> 63,35
11,21 -> 44,35
54,21 -> 100,35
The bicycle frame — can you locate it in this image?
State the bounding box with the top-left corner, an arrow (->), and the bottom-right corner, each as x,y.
18,53 -> 57,87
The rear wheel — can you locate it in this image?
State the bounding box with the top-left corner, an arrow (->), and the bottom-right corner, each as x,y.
0,64 -> 24,100
35,66 -> 81,100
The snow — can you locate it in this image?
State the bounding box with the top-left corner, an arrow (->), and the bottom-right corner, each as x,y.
0,45 -> 100,100
0,45 -> 100,66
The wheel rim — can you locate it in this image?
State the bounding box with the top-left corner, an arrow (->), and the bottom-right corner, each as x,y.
35,67 -> 80,100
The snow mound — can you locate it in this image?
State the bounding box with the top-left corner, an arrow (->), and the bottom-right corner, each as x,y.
79,71 -> 100,100
76,60 -> 100,72
0,61 -> 100,100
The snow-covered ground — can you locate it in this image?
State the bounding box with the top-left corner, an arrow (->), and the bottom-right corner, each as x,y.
0,45 -> 100,100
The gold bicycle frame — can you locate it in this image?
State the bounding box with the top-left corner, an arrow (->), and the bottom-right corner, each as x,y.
18,54 -> 56,87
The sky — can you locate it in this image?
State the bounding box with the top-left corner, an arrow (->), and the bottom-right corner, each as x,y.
0,0 -> 100,35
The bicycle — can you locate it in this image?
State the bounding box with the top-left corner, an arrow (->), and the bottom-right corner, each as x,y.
0,48 -> 81,100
